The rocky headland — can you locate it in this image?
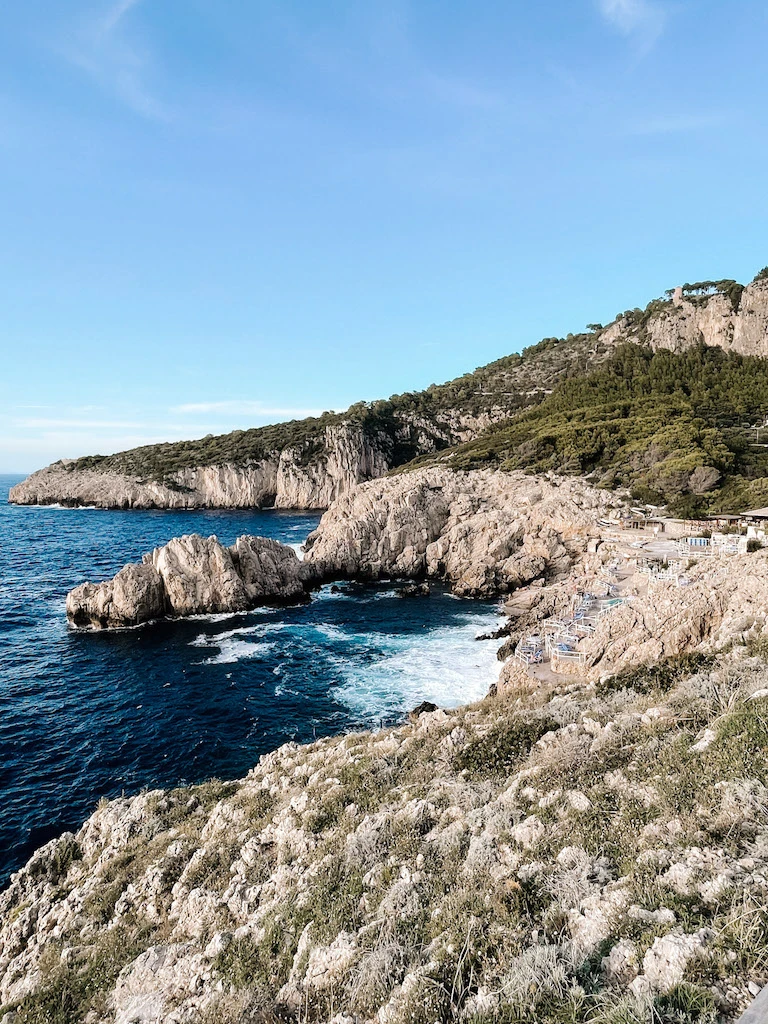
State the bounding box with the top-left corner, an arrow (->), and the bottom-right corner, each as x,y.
8,423 -> 393,511
11,272 -> 768,514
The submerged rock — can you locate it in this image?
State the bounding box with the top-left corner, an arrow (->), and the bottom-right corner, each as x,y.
395,582 -> 431,598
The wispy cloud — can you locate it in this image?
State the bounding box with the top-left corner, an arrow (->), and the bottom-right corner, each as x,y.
14,417 -> 146,430
626,112 -> 730,136
597,0 -> 667,46
56,0 -> 168,120
172,401 -> 329,418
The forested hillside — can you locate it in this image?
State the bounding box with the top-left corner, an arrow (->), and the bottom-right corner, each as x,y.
409,343 -> 768,516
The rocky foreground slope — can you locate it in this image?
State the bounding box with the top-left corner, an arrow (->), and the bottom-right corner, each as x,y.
11,272 -> 768,512
2,652 -> 767,1023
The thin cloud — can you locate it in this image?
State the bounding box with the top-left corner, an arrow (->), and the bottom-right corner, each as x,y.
626,112 -> 730,136
14,417 -> 145,429
597,0 -> 667,45
172,401 -> 328,418
101,0 -> 143,34
55,0 -> 168,121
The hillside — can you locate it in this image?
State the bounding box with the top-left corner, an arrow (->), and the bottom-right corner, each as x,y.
9,268 -> 768,510
407,342 -> 768,517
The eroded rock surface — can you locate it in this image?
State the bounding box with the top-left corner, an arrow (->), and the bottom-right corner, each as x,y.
304,468 -> 624,596
67,534 -> 312,628
2,657 -> 767,1022
65,470 -> 627,627
584,550 -> 768,676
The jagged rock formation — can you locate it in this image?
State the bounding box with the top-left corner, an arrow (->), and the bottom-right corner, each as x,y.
583,550 -> 768,677
12,271 -> 768,512
1,655 -> 766,1022
65,470 -> 627,628
66,534 -> 312,628
304,467 -> 625,596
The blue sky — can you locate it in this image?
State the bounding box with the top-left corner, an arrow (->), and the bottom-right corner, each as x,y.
2,0 -> 768,472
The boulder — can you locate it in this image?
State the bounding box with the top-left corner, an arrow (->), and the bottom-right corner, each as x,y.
65,562 -> 166,629
66,534 -> 310,629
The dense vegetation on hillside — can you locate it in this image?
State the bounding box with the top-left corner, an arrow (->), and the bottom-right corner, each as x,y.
409,343 -> 768,516
64,331 -> 605,479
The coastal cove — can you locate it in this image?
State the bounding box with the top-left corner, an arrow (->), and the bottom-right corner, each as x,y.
0,475 -> 503,887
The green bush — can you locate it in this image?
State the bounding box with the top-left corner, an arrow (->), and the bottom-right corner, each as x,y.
455,715 -> 560,777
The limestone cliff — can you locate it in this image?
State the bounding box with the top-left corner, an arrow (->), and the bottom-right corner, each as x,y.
9,423 -> 392,511
603,277 -> 768,356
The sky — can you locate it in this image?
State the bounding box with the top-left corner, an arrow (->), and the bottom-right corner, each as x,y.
2,0 -> 768,472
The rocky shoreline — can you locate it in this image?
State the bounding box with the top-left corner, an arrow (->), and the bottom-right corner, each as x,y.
2,650 -> 767,1022
64,469 -> 624,627
8,468 -> 768,1021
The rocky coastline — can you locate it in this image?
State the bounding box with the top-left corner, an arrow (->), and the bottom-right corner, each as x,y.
64,469 -> 624,627
6,466 -> 768,1020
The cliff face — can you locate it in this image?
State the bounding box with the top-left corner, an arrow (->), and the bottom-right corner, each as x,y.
603,277 -> 768,355
8,424 -> 393,511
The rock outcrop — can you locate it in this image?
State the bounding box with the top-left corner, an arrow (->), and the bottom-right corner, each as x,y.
304,467 -> 625,596
584,550 -> 768,676
66,534 -> 312,628
2,655 -> 766,1021
9,423 -> 392,511
65,470 -> 627,627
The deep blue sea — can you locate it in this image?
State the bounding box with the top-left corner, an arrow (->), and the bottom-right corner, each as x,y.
0,474 -> 502,887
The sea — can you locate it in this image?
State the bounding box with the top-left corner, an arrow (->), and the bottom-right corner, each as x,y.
0,474 -> 503,887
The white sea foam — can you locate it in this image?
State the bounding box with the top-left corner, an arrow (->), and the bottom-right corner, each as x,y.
28,503 -> 100,511
288,542 -> 305,561
313,623 -> 350,643
332,612 -> 504,722
198,639 -> 277,665
190,621 -> 288,647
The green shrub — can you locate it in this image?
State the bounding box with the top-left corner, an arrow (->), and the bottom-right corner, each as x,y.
596,653 -> 716,697
455,715 -> 560,777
